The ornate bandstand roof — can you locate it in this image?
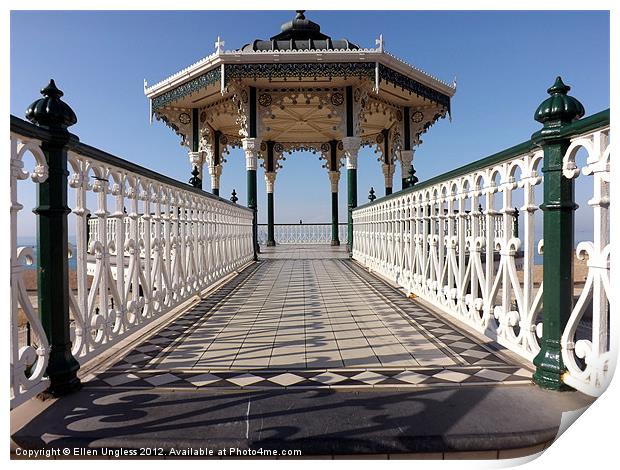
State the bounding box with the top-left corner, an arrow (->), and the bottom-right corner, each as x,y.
241,10 -> 359,52
144,10 -> 456,158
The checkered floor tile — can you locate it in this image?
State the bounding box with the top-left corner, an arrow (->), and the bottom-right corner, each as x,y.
86,245 -> 533,391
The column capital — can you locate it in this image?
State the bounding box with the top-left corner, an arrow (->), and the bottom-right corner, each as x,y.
399,149 -> 414,168
242,137 -> 262,171
382,163 -> 395,188
342,136 -> 361,170
209,164 -> 222,190
264,171 -> 277,193
188,150 -> 205,166
328,170 -> 340,193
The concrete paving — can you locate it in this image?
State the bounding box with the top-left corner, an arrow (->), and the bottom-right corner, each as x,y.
12,385 -> 593,456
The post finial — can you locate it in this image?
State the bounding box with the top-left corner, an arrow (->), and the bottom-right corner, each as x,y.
26,79 -> 77,130
368,187 -> 377,202
230,189 -> 238,203
189,165 -> 202,188
534,76 -> 585,127
295,10 -> 306,20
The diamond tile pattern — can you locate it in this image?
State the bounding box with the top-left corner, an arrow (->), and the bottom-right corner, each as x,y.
87,246 -> 533,391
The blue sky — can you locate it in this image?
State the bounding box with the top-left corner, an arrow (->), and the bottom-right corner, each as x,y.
11,10 -> 609,234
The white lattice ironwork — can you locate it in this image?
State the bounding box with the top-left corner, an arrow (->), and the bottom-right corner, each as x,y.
10,125 -> 254,408
258,224 -> 348,245
10,134 -> 50,409
353,149 -> 545,363
67,150 -> 254,364
561,126 -> 611,396
352,121 -> 612,397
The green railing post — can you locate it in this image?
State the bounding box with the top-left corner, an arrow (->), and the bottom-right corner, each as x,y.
532,77 -> 584,391
26,80 -> 81,396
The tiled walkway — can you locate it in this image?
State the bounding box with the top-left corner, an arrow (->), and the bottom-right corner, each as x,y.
88,245 -> 532,390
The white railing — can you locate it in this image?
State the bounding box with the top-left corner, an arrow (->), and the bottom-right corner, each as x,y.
257,223 -> 348,245
352,120 -> 611,397
67,149 -> 254,364
561,126 -> 611,396
10,133 -> 50,409
10,129 -> 254,408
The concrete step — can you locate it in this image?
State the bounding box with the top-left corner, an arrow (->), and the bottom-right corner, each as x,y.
11,383 -> 593,458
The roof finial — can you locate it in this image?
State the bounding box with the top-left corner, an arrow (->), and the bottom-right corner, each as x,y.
215,36 -> 225,54
376,34 -> 384,52
295,10 -> 306,20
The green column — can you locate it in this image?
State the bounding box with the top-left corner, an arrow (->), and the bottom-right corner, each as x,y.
26,80 -> 81,396
343,88 -> 359,253
532,77 -> 584,391
265,142 -> 276,247
328,141 -> 340,247
331,192 -> 340,246
191,108 -> 202,190
347,168 -> 357,252
247,167 -> 258,260
245,87 -> 259,260
267,192 -> 275,246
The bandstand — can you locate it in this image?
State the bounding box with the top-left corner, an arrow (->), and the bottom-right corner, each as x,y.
9,10 -> 612,455
144,10 -> 455,252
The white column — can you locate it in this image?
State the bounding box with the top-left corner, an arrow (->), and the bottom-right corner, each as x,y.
382,163 -> 395,190
242,137 -> 261,170
328,170 -> 340,192
209,165 -> 222,193
342,136 -> 361,170
265,171 -> 276,193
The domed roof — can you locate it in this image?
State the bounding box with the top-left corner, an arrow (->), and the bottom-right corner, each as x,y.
240,11 -> 359,52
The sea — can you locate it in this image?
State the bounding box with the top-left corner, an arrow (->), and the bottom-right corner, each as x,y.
16,237 -> 78,271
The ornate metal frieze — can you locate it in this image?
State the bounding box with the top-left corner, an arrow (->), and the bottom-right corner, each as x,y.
152,68 -> 221,111
378,64 -> 450,110
224,62 -> 375,84
154,108 -> 193,148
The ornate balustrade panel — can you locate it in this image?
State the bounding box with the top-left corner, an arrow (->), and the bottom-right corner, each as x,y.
353,149 -> 545,363
258,223 -> 348,245
561,126 -> 611,396
10,133 -> 50,408
352,114 -> 612,397
67,150 -> 254,363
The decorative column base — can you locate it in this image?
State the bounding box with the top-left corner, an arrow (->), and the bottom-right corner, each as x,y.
45,348 -> 82,396
533,348 -> 573,391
